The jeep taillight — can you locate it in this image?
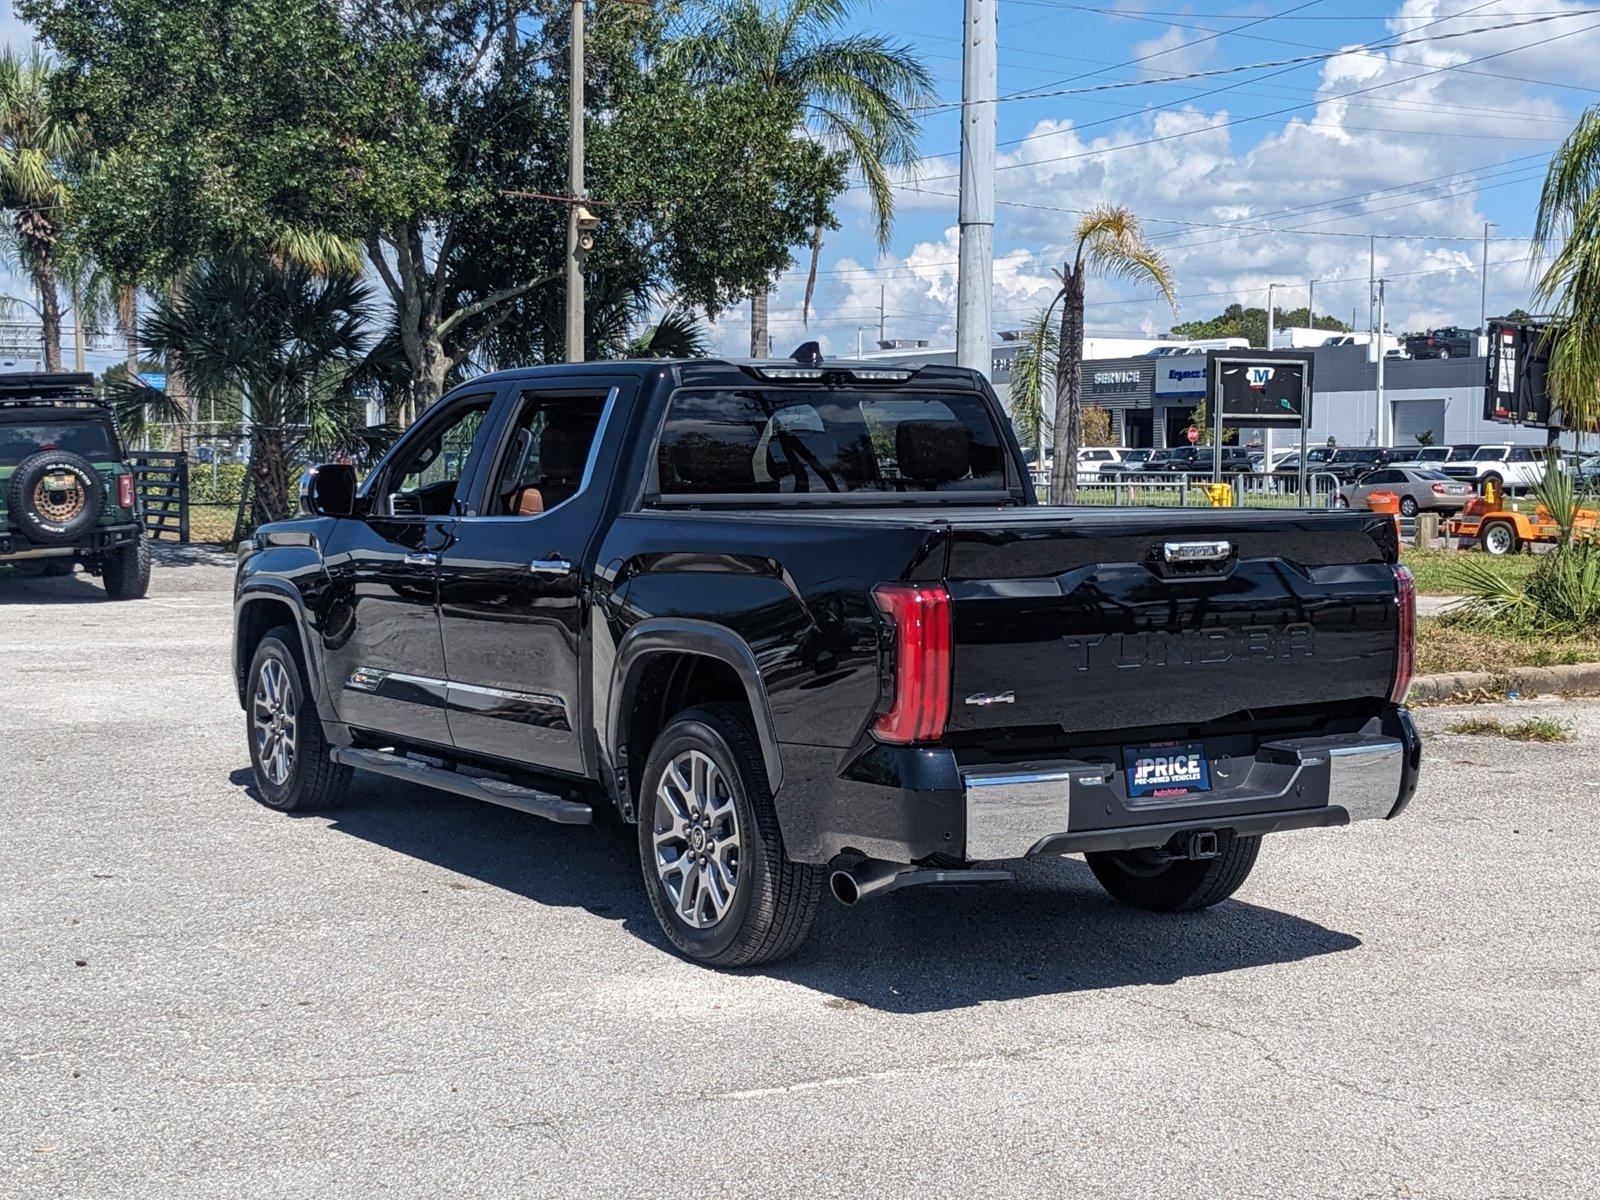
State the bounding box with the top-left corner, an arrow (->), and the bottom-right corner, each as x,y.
1390,565 -> 1416,706
117,473 -> 134,509
871,583 -> 951,744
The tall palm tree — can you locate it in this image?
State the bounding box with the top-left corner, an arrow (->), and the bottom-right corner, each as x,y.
139,257 -> 373,534
1533,106 -> 1600,433
0,49 -> 81,372
1049,205 -> 1176,504
674,0 -> 933,355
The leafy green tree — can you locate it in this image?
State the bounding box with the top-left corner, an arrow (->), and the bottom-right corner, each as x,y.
1170,303 -> 1349,348
1009,306 -> 1057,468
138,258 -> 373,534
1049,205 -> 1176,504
673,0 -> 933,354
28,0 -> 842,421
0,47 -> 81,370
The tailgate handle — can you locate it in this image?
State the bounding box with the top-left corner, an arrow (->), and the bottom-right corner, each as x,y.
1162,540 -> 1232,563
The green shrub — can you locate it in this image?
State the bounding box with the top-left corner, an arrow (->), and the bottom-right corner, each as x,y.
188,462 -> 248,506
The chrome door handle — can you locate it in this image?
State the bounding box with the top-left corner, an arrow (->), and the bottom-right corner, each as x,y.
404,551 -> 440,566
529,556 -> 573,576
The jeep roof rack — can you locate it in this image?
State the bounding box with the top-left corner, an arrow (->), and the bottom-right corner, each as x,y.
0,371 -> 99,410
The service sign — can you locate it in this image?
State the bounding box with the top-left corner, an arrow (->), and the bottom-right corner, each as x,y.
1087,365 -> 1145,396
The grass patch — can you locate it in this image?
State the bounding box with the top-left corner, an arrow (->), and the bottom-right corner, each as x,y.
1416,619 -> 1600,676
1445,716 -> 1574,742
1402,548 -> 1539,596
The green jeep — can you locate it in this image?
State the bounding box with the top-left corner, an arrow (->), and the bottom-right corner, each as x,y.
1,372 -> 151,599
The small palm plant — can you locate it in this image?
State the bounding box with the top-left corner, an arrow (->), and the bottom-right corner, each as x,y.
135,256 -> 373,537
1048,205 -> 1176,504
1009,307 -> 1057,474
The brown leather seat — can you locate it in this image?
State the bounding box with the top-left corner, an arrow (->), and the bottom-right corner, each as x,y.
510,486 -> 545,516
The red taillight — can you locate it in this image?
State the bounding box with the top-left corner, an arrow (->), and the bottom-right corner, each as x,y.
1390,565 -> 1415,706
117,473 -> 135,509
871,582 -> 951,744
1431,483 -> 1447,494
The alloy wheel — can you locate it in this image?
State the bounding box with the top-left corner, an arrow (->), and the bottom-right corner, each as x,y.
652,749 -> 742,929
252,657 -> 298,787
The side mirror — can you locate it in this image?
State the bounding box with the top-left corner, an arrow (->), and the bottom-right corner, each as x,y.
300,463 -> 358,518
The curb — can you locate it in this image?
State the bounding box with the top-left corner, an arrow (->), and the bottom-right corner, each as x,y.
1409,661 -> 1600,704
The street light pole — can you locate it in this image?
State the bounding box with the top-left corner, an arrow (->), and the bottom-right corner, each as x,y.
955,0 -> 996,376
1479,220 -> 1497,335
1307,279 -> 1316,335
565,0 -> 585,364
1375,278 -> 1388,445
1266,282 -> 1277,350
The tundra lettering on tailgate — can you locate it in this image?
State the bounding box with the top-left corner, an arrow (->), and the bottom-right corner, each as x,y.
1063,624 -> 1314,672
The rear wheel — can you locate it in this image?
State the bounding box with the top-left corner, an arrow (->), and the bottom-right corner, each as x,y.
1086,832 -> 1260,912
246,626 -> 351,811
1334,493 -> 1350,508
638,703 -> 823,967
102,536 -> 150,600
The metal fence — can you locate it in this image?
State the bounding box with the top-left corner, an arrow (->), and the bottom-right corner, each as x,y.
1033,471 -> 1345,510
129,451 -> 190,543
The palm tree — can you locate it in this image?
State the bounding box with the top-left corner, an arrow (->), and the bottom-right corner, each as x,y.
1534,107 -> 1600,432
674,0 -> 933,355
139,257 -> 373,534
1048,205 -> 1177,504
0,49 -> 81,371
1009,307 -> 1058,475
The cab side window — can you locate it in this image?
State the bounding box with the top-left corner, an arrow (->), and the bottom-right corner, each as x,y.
383,397 -> 493,517
487,391 -> 608,516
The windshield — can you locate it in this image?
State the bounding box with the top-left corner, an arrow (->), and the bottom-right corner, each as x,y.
1331,448 -> 1379,462
1472,447 -> 1509,461
0,419 -> 117,467
1307,447 -> 1335,462
654,388 -> 1010,497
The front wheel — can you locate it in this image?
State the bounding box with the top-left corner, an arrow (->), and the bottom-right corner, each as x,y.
246,627 -> 351,811
1086,832 -> 1260,912
638,704 -> 823,967
1334,493 -> 1350,508
1399,495 -> 1419,517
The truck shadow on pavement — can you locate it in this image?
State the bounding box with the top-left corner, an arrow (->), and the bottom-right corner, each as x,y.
236,768 -> 1362,1014
0,573 -> 112,604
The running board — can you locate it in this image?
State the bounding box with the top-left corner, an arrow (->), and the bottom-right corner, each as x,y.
330,747 -> 593,825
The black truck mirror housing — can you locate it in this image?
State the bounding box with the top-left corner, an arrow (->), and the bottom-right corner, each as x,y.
300,463 -> 358,518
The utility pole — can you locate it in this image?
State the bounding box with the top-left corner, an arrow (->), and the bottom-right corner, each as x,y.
878,284 -> 885,346
955,0 -> 996,376
1307,279 -> 1316,334
564,0 -> 585,363
1479,220 -> 1497,335
1367,236 -> 1376,353
1266,282 -> 1277,350
1374,278 -> 1388,445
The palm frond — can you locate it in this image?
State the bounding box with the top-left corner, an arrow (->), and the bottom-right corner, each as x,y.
1010,307 -> 1058,458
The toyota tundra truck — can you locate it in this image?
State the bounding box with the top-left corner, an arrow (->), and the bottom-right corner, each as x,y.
233,350 -> 1420,967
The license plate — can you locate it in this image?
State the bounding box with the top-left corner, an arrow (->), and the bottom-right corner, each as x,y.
1124,742 -> 1211,798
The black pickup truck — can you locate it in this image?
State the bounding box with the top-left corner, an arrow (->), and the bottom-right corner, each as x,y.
233,353 -> 1420,967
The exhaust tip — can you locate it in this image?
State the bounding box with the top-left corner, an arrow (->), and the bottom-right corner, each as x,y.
829,869 -> 862,906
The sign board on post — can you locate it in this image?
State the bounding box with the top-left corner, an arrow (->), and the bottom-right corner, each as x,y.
1185,426 -> 1199,444
136,371 -> 168,392
1205,349 -> 1315,500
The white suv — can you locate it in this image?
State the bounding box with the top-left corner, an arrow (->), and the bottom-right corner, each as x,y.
1076,446 -> 1127,481
1439,445 -> 1553,494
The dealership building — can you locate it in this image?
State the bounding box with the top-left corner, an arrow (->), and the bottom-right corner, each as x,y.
867,341 -> 1566,451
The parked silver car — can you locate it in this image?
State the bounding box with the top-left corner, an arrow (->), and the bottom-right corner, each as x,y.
1335,467 -> 1475,516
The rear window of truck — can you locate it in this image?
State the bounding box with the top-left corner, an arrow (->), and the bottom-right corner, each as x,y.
654,388 -> 1010,496
0,420 -> 118,466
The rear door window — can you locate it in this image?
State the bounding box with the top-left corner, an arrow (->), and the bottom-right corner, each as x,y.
0,420 -> 117,466
654,389 -> 1010,496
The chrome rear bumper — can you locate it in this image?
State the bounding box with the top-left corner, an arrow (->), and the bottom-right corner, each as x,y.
962,730 -> 1409,863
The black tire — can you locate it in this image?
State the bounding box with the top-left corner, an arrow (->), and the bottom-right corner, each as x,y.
1086,832 -> 1260,912
1480,519 -> 1520,556
1399,495 -> 1419,517
1481,472 -> 1504,495
245,626 -> 352,812
637,703 -> 823,967
102,536 -> 150,600
5,450 -> 106,545
1334,493 -> 1350,508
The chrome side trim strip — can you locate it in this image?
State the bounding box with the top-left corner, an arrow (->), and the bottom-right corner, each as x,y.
1327,740 -> 1404,822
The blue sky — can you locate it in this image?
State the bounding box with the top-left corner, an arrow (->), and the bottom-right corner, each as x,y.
732,0 -> 1600,357
4,1 -> 1597,366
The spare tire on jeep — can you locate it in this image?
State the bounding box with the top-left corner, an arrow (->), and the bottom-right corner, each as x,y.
6,449 -> 105,544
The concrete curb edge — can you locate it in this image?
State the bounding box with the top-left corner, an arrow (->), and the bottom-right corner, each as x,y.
1409,660 -> 1600,704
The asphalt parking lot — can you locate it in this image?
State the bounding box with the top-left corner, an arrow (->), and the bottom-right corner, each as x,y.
3,552 -> 1597,1199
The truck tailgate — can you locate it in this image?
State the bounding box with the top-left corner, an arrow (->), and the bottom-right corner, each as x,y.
938,508 -> 1402,738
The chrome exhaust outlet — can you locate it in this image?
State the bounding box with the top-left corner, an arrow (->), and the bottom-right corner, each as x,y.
829,860 -> 1014,906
